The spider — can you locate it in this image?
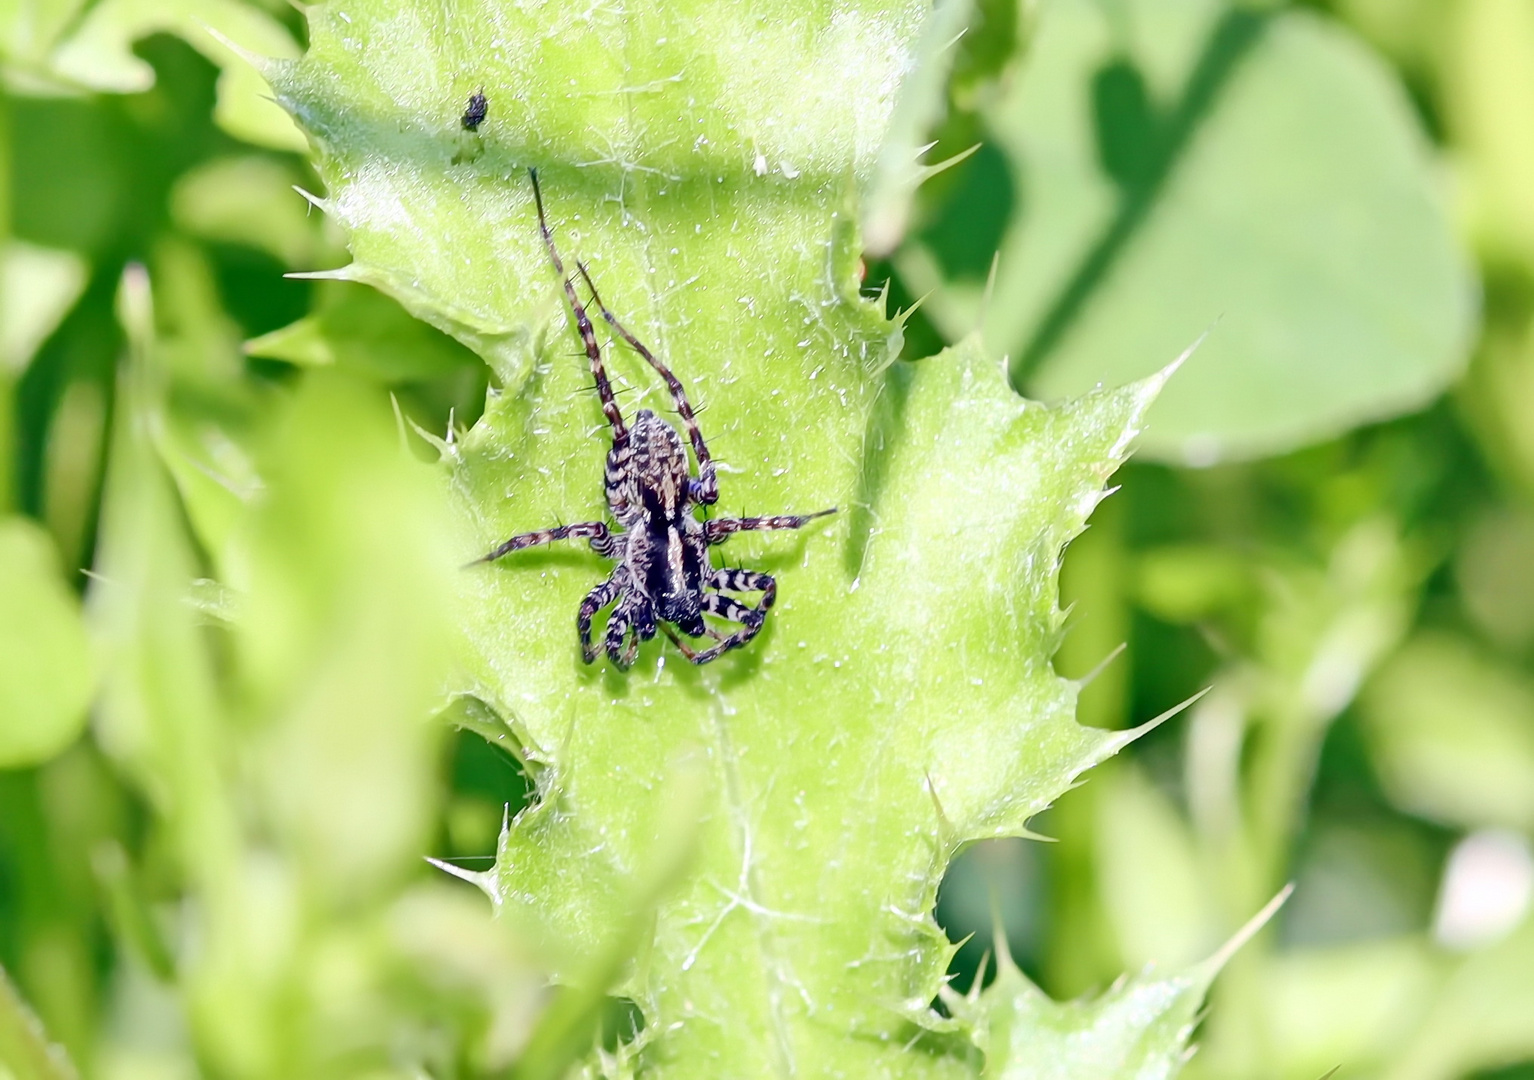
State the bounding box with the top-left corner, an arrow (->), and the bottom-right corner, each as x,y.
473,169 -> 835,669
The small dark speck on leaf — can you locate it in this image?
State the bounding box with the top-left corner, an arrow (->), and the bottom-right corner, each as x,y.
462,88 -> 488,131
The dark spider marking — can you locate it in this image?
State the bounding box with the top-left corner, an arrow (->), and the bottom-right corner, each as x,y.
461,88 -> 488,131
473,168 -> 836,669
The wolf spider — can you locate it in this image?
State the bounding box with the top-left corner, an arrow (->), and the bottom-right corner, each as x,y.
474,170 -> 835,669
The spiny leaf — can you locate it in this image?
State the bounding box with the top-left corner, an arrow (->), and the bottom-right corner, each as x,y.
454,335 -> 1168,1076
271,1 -> 1216,1074
953,887 -> 1291,1080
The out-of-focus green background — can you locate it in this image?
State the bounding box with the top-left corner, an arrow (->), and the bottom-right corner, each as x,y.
2,0 -> 1532,1077
915,3 -> 1534,1079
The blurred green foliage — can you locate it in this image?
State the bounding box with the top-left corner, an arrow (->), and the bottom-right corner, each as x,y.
3,0 -> 1533,1078
901,0 -> 1477,463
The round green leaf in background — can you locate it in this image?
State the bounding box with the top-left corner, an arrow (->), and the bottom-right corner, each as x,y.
902,0 -> 1478,464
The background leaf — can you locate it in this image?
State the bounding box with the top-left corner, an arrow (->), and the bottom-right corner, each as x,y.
0,515 -> 92,767
0,242 -> 85,377
246,281 -> 482,382
49,0 -> 305,150
900,0 -> 1476,463
1363,634 -> 1534,832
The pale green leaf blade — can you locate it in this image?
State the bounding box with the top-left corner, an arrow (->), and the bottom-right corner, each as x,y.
0,0 -> 88,83
170,156 -> 324,268
229,367 -> 463,903
48,0 -> 304,149
0,515 -> 93,768
85,268 -> 237,861
245,281 -> 481,381
0,240 -> 86,376
1447,0 -> 1534,272
1094,764 -> 1219,972
0,962 -> 77,1080
1259,937 -> 1438,1079
88,264 -> 476,1079
1387,918 -> 1534,1080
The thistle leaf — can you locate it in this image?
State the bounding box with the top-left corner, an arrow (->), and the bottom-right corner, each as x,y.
272,2 -> 1217,1074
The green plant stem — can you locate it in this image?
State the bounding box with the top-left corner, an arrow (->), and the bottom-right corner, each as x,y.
1244,705 -> 1326,896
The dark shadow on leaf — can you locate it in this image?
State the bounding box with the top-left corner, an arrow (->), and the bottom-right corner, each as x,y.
919,140 -> 1016,282
848,1023 -> 981,1071
1011,8 -> 1270,385
1092,59 -> 1161,191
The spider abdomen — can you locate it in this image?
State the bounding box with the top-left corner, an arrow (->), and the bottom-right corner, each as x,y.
627,409 -> 693,521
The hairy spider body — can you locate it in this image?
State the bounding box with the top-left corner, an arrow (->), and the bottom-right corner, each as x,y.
474,170 -> 834,669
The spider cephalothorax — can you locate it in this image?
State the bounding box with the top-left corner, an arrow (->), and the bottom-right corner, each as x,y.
474,170 -> 834,669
